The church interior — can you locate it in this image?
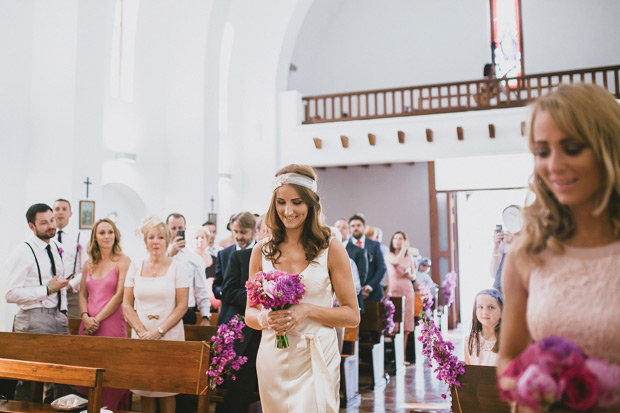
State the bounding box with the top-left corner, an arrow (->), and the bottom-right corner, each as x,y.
1,0 -> 619,412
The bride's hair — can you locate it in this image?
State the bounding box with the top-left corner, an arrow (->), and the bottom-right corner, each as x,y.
263,164 -> 331,264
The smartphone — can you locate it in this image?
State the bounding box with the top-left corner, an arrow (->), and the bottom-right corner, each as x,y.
177,230 -> 185,240
66,274 -> 75,280
495,224 -> 503,234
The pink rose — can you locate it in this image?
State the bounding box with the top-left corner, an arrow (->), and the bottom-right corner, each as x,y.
262,280 -> 277,299
560,366 -> 599,411
515,364 -> 560,410
585,358 -> 620,408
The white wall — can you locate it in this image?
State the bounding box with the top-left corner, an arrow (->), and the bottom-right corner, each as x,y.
288,0 -> 620,95
316,163 -> 431,257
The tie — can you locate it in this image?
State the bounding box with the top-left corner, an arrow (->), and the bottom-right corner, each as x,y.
356,240 -> 362,248
57,230 -> 63,244
45,245 -> 62,310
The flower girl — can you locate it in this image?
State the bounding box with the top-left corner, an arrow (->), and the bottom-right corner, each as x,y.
464,289 -> 503,366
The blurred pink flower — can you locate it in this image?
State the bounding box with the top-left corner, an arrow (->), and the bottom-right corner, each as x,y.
262,280 -> 277,299
515,364 -> 560,410
585,358 -> 620,408
560,367 -> 599,411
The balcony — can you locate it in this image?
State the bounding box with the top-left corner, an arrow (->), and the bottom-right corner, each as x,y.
301,65 -> 620,124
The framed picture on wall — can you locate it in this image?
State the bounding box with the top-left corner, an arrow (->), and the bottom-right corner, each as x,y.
208,213 -> 217,225
79,200 -> 95,229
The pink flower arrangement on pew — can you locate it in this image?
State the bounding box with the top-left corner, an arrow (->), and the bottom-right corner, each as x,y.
420,283 -> 434,314
207,315 -> 248,389
380,293 -> 396,334
498,336 -> 620,412
245,270 -> 305,349
417,285 -> 465,400
440,271 -> 457,307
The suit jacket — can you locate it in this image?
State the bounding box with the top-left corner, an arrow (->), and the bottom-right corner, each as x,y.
220,249 -> 261,357
345,242 -> 368,313
212,244 -> 235,300
354,237 -> 387,302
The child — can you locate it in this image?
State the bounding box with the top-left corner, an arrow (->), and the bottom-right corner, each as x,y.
464,289 -> 503,366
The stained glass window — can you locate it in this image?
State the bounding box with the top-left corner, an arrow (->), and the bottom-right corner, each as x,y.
490,0 -> 523,87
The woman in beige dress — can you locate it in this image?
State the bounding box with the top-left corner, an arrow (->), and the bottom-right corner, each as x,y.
122,217 -> 189,413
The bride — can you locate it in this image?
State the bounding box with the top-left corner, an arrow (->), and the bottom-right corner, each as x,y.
245,164 -> 360,412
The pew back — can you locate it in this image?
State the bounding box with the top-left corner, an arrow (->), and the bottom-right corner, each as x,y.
450,365 -> 510,413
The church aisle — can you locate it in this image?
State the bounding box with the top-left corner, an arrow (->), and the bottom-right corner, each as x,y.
342,326 -> 464,413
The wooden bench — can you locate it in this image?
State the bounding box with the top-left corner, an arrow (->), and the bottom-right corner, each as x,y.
340,326 -> 360,408
0,358 -> 104,413
450,365 -> 510,413
358,301 -> 386,390
0,332 -> 210,412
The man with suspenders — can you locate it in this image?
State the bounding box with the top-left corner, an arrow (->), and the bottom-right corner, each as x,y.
5,203 -> 73,402
52,199 -> 85,318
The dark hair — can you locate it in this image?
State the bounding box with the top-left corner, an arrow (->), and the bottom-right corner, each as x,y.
26,203 -> 53,225
202,220 -> 216,227
231,211 -> 256,230
264,164 -> 331,264
483,63 -> 494,77
467,289 -> 503,357
54,199 -> 71,210
166,213 -> 185,225
348,213 -> 366,226
388,231 -> 408,254
87,219 -> 123,267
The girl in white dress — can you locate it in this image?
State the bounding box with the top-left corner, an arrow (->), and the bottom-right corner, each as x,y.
245,164 -> 360,413
464,289 -> 503,366
122,217 -> 189,413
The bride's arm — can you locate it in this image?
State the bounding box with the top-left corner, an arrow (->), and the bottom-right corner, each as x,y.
244,244 -> 264,331
272,239 -> 360,335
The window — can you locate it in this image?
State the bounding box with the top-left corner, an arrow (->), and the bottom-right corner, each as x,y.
490,0 -> 523,86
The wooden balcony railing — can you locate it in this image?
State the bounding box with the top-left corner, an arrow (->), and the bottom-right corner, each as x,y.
301,65 -> 620,124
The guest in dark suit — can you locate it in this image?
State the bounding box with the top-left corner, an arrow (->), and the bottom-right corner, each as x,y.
349,213 -> 386,302
219,248 -> 261,413
335,218 -> 368,313
212,212 -> 256,321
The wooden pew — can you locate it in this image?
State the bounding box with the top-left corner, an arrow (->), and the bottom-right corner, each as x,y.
384,296 -> 405,376
0,332 -> 210,413
0,358 -> 104,413
450,365 -> 510,413
358,301 -> 386,390
340,326 -> 360,408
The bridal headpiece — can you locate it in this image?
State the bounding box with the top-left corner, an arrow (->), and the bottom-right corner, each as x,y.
272,173 -> 317,194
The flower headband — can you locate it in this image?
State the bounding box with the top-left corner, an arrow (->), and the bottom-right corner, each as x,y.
272,173 -> 318,193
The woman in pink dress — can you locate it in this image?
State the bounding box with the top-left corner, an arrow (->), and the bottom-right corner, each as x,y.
386,231 -> 416,359
498,84 -> 620,410
78,218 -> 131,409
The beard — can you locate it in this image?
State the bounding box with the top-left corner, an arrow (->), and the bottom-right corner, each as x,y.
36,228 -> 55,241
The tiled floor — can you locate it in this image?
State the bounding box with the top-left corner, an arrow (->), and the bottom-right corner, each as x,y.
342,326 -> 464,413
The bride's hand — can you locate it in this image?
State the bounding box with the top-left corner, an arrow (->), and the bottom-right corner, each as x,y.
268,304 -> 309,336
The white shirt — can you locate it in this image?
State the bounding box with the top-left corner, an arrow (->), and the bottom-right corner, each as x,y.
206,245 -> 222,256
6,233 -> 67,310
351,235 -> 366,249
53,226 -> 87,291
236,240 -> 256,251
171,248 -> 211,317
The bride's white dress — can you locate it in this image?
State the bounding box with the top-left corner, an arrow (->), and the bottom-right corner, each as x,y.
257,241 -> 340,413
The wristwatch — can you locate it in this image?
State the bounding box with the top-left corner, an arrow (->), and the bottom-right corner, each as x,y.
157,327 -> 165,337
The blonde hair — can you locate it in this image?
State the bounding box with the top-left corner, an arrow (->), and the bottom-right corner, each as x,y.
518,83 -> 620,265
87,218 -> 123,267
136,217 -> 171,247
264,164 -> 331,264
364,226 -> 376,238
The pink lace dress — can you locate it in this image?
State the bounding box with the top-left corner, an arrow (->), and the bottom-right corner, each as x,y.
526,241 -> 620,364
78,267 -> 130,409
387,254 -> 415,332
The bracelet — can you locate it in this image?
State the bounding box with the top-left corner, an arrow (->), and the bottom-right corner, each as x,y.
257,309 -> 269,330
46,285 -> 53,296
81,312 -> 90,318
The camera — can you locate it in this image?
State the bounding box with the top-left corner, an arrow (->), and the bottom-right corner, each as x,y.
177,230 -> 185,240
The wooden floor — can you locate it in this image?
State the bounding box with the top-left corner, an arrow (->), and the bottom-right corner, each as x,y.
342,326 -> 464,413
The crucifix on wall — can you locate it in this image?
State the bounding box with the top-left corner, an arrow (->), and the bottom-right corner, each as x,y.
83,177 -> 92,199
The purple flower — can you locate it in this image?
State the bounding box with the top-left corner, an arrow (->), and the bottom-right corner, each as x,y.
207,315 -> 248,389
539,336 -> 585,358
381,293 -> 396,334
440,271 -> 457,307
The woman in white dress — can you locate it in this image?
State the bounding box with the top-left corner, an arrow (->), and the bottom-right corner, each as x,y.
122,217 -> 189,413
245,164 -> 360,413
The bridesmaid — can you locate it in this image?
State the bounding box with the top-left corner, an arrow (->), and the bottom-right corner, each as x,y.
78,218 -> 131,409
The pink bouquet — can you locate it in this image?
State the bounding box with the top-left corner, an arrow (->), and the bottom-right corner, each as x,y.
498,337 -> 620,411
381,293 -> 396,334
245,270 -> 305,349
206,315 -> 248,389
